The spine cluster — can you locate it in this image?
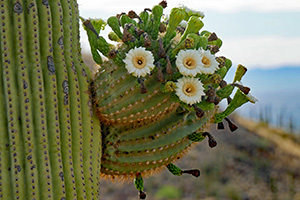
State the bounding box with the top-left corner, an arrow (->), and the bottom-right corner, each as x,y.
0,0 -> 100,199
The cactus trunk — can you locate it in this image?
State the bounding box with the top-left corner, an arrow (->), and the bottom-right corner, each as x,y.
0,0 -> 101,200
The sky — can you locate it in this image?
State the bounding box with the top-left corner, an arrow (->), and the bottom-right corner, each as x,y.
77,0 -> 300,69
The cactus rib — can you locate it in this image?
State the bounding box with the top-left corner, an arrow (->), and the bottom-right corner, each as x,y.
1,0 -> 26,199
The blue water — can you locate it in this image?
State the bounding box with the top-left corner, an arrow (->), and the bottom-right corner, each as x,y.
223,66 -> 300,134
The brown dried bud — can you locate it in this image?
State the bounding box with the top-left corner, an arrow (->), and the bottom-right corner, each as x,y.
233,83 -> 251,95
108,49 -> 118,59
208,45 -> 219,54
227,97 -> 232,105
217,122 -> 225,130
141,33 -> 151,47
214,96 -> 221,105
205,86 -> 216,97
83,20 -> 99,37
158,38 -> 166,58
128,10 -> 139,19
206,96 -> 215,103
122,28 -> 132,43
140,82 -> 148,94
207,32 -> 218,41
225,118 -> 238,132
139,191 -> 147,199
202,132 -> 217,148
166,56 -> 173,74
159,22 -> 167,33
156,63 -> 164,83
216,56 -> 226,68
159,0 -> 167,8
183,169 -> 200,177
219,80 -> 227,88
134,26 -> 145,37
193,105 -> 205,118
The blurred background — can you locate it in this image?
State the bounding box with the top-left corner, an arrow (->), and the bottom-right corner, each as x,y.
77,0 -> 300,199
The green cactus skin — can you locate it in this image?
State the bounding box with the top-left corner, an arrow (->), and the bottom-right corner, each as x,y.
0,0 -> 100,199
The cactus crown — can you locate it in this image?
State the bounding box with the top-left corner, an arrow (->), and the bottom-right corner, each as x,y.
83,0 -> 256,192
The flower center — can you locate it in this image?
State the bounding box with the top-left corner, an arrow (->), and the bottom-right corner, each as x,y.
183,57 -> 196,69
133,56 -> 146,69
183,83 -> 197,97
202,56 -> 211,68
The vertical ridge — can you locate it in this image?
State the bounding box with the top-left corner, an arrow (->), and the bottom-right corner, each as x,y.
0,0 -> 26,199
24,0 -> 54,199
48,0 -> 78,199
36,1 -> 66,199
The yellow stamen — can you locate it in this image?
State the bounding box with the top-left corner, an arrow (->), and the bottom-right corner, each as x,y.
183,57 -> 196,69
183,83 -> 197,96
202,56 -> 211,68
133,56 -> 146,69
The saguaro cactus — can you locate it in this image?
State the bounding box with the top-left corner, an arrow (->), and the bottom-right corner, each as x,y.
0,0 -> 256,199
83,1 -> 257,198
0,0 -> 101,199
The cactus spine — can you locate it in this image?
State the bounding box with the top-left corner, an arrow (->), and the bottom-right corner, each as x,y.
0,0 -> 100,199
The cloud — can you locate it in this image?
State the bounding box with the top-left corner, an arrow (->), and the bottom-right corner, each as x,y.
219,36 -> 300,68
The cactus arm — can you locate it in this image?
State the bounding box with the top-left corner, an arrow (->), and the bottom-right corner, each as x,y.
1,1 -> 27,199
24,0 -> 54,199
36,1 -> 67,199
69,0 -> 101,198
0,22 -> 12,200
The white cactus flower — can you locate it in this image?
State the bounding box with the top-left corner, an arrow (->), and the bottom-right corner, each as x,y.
175,77 -> 205,105
123,47 -> 155,77
176,49 -> 203,77
199,49 -> 219,74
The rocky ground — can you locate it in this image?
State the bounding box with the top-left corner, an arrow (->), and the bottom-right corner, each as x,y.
98,117 -> 300,200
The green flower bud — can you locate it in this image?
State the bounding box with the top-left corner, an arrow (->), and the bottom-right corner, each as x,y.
164,8 -> 186,42
107,16 -> 123,39
180,16 -> 204,42
233,64 -> 248,82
